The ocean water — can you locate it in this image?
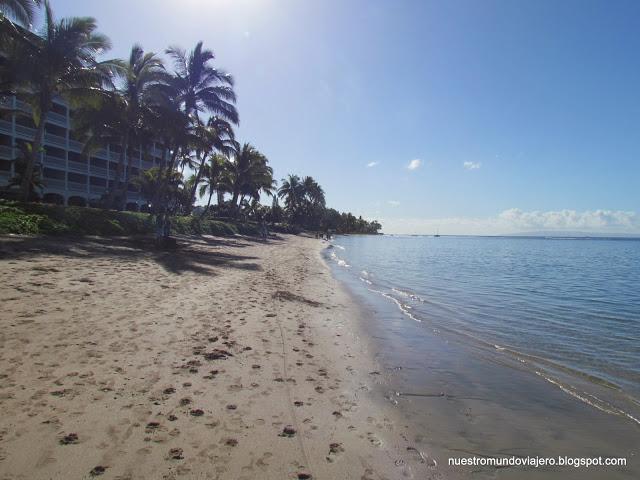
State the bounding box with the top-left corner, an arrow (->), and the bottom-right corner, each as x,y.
324,235 -> 640,478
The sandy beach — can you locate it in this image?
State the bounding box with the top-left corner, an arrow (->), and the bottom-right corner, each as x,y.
0,233 -> 433,480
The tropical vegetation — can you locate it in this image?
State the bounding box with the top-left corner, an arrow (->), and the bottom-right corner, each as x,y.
0,0 -> 382,236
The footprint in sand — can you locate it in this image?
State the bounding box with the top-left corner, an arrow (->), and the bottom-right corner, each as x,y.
59,433 -> 78,445
326,442 -> 345,462
89,465 -> 107,476
367,432 -> 383,447
168,447 -> 184,460
280,426 -> 296,438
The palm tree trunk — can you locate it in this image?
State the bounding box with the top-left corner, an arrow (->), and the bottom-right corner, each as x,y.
154,148 -> 179,215
107,132 -> 129,209
20,110 -> 48,202
187,152 -> 207,213
118,144 -> 132,210
200,189 -> 214,219
151,146 -> 170,215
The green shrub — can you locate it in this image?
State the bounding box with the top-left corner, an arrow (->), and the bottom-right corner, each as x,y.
0,200 -> 256,238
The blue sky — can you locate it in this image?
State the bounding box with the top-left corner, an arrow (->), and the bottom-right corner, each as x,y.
50,0 -> 640,234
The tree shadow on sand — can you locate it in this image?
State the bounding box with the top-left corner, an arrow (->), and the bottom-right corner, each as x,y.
0,235 -> 268,275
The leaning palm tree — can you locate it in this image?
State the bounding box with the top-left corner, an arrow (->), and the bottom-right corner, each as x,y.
0,0 -> 40,26
2,1 -> 115,202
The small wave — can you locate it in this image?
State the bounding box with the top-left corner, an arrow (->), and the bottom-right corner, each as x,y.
535,371 -> 640,426
334,244 -> 346,250
327,250 -> 350,267
367,287 -> 422,323
359,277 -> 372,285
391,287 -> 426,303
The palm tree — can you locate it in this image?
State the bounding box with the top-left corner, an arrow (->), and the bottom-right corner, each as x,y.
6,141 -> 43,199
187,116 -> 235,209
2,1 -> 114,202
108,44 -> 167,208
132,166 -> 182,206
0,0 -> 40,26
277,174 -> 303,215
164,41 -> 238,212
302,175 -> 325,207
198,153 -> 231,217
229,142 -> 274,213
146,84 -> 189,215
165,41 -> 238,124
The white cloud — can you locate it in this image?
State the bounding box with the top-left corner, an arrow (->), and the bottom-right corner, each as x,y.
463,161 -> 482,170
407,159 -> 422,171
366,161 -> 379,168
387,200 -> 401,206
377,209 -> 640,235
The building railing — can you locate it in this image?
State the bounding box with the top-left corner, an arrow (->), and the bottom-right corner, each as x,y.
67,180 -> 87,192
68,160 -> 88,173
43,178 -> 65,190
68,139 -> 83,152
44,155 -> 66,168
15,99 -> 29,111
90,185 -> 106,195
90,165 -> 108,177
0,120 -> 12,135
15,124 -> 35,140
44,132 -> 66,148
46,111 -> 67,127
0,145 -> 13,159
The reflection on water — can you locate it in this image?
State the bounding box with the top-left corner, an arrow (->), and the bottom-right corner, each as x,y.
324,235 -> 640,479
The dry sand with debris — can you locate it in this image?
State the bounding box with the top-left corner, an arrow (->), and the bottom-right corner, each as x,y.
0,233 -> 433,479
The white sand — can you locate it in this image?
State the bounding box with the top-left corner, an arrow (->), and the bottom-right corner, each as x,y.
0,233 -> 434,479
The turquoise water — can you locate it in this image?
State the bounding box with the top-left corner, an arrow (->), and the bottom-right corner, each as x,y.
327,235 -> 640,420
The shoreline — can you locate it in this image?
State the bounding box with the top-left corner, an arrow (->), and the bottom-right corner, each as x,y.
324,236 -> 640,480
0,233 -> 432,479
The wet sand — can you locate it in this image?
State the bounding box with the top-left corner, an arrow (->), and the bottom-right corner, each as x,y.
0,234 -> 434,480
326,247 -> 640,480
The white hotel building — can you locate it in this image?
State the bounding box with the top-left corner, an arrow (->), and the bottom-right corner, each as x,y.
0,96 -> 166,210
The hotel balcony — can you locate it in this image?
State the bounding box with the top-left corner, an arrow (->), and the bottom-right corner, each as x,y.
44,132 -> 66,149
43,155 -> 66,169
67,180 -> 88,193
0,145 -> 13,160
0,120 -> 11,135
42,177 -> 66,191
68,160 -> 88,174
